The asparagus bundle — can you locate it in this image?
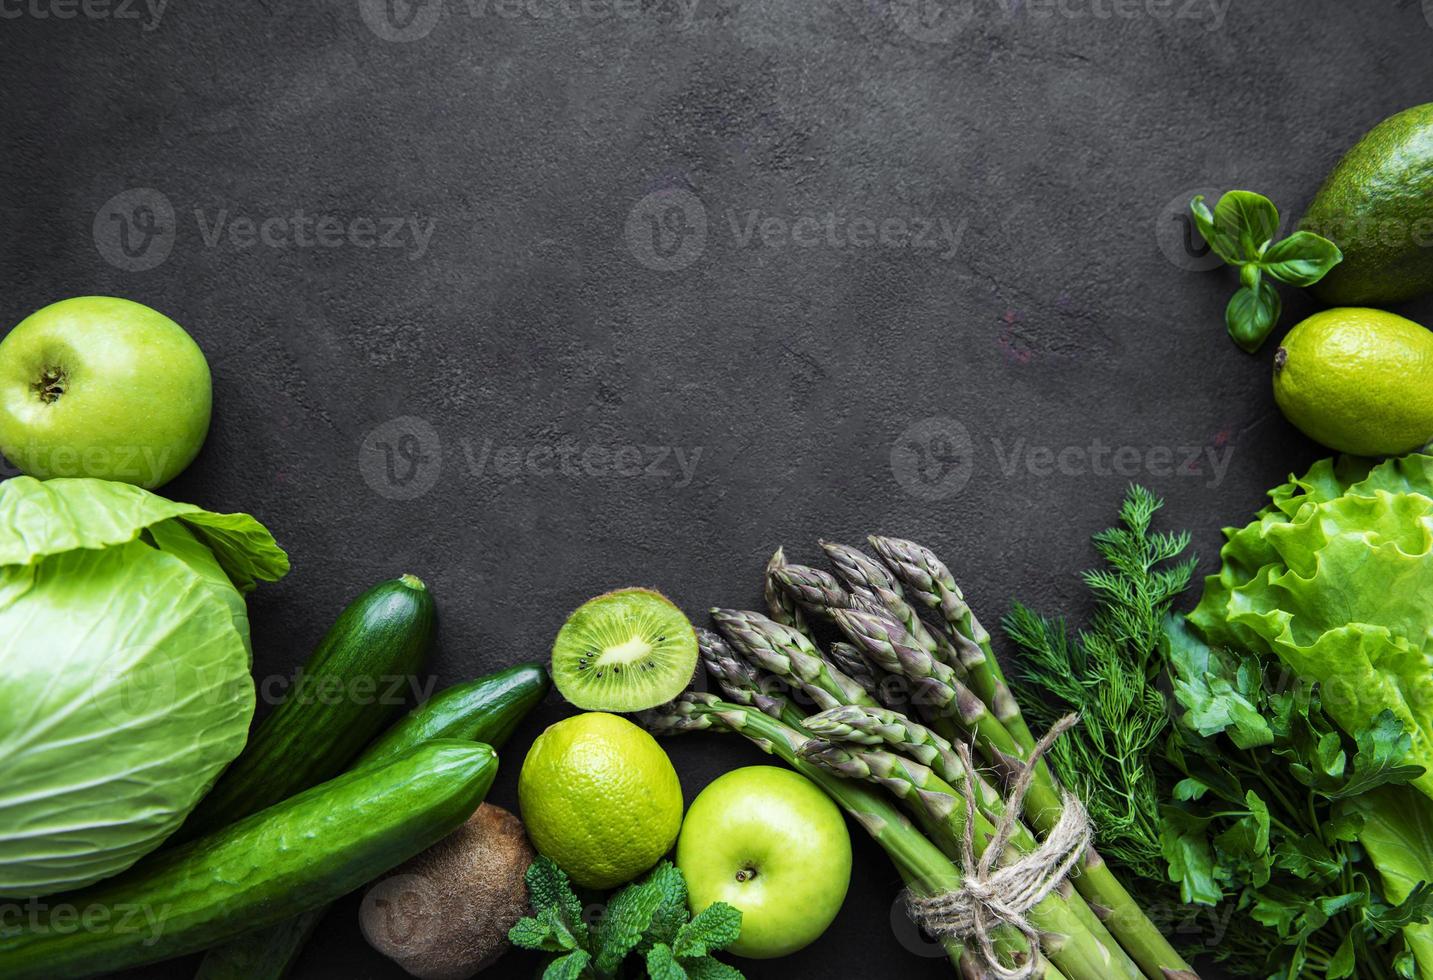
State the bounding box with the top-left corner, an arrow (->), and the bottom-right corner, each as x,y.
642,539 -> 1197,980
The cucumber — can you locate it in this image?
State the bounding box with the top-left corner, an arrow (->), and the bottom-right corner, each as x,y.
180,574 -> 436,840
0,741 -> 497,980
193,663 -> 550,980
360,661 -> 550,767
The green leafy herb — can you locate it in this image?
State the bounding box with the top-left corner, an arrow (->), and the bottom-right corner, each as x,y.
1161,618 -> 1433,979
509,857 -> 744,980
1189,190 -> 1343,353
1005,485 -> 1195,882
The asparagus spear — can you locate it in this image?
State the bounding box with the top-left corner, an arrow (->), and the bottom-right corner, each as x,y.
820,540 -> 963,668
641,694 -> 1066,980
867,535 -> 1033,748
771,561 -> 867,615
827,611 -> 1198,980
697,627 -> 792,720
764,548 -> 812,639
830,606 -> 1035,785
711,607 -> 876,710
708,613 -> 1138,979
825,642 -> 892,706
799,741 -> 1143,980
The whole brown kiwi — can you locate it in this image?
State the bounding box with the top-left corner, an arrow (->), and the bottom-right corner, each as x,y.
359,803 -> 535,979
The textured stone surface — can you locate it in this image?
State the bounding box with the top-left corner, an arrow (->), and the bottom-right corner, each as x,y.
5,1 -> 1433,977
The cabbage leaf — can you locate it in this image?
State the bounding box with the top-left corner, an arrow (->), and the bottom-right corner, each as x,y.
0,477 -> 287,897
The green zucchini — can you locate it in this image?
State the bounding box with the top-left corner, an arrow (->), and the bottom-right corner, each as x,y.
193,663 -> 550,980
0,741 -> 497,980
180,574 -> 436,840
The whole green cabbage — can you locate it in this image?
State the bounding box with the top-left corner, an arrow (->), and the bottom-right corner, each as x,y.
0,477 -> 287,898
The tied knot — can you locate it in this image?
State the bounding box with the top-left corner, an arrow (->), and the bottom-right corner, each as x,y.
906,714 -> 1092,980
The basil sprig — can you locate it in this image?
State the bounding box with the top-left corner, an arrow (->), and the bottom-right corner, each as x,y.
1189,191 -> 1343,353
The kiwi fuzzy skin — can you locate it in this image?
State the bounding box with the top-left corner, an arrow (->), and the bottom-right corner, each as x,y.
360,803 -> 535,979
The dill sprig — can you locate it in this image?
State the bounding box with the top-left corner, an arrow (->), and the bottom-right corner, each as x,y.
1003,485 -> 1196,882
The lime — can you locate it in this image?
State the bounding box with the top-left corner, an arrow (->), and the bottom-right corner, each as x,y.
1273,307 -> 1433,456
518,712 -> 683,889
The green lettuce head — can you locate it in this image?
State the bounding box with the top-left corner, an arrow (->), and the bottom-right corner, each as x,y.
0,477 -> 287,898
1190,453 -> 1433,797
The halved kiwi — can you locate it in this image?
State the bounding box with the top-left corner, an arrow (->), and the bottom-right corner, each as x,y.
551,588 -> 698,712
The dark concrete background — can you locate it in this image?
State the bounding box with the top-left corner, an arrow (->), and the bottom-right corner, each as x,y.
5,1 -> 1433,977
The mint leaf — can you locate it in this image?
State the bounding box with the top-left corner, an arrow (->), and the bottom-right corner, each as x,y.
593,873 -> 667,974
509,915 -> 560,951
683,955 -> 746,980
646,943 -> 688,980
543,949 -> 593,980
526,856 -> 586,936
642,861 -> 691,949
1261,231 -> 1343,286
1225,279 -> 1281,353
673,902 -> 742,959
1213,190 -> 1280,259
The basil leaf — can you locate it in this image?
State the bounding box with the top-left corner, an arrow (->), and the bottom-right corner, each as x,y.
1213,190 -> 1280,260
1261,231 -> 1344,286
1190,195 -> 1242,264
1225,280 -> 1281,354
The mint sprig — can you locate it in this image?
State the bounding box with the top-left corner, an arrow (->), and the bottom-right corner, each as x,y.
510,857 -> 745,980
1189,190 -> 1343,354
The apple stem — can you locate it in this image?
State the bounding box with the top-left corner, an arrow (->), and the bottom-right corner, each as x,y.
32,368 -> 67,404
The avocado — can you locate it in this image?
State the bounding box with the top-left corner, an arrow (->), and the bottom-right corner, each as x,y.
1300,103 -> 1433,305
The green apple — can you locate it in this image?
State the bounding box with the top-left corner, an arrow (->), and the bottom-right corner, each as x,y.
0,297 -> 211,489
677,766 -> 852,959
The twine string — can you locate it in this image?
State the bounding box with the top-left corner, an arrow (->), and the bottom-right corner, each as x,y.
907,713 -> 1091,980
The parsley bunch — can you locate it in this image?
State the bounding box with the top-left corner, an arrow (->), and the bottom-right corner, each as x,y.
509,857 -> 745,980
1162,620 -> 1433,979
